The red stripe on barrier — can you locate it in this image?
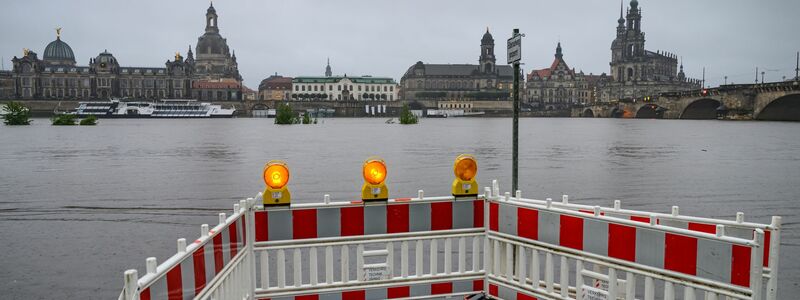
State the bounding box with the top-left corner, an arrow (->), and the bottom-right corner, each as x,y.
341,206 -> 364,236
241,215 -> 247,245
342,290 -> 365,299
431,282 -> 453,294
664,233 -> 697,275
608,223 -> 636,262
255,211 -> 268,242
295,295 -> 319,300
192,246 -> 207,295
731,245 -> 752,287
140,287 -> 151,300
213,233 -> 223,273
431,202 -> 453,230
579,209 -> 604,216
630,216 -> 650,223
292,209 -> 318,239
763,230 -> 771,267
517,207 -> 539,240
395,197 -> 412,202
229,220 -> 239,257
387,286 -> 410,298
472,279 -> 483,291
473,200 -> 484,228
517,292 -> 538,300
688,222 -> 716,234
166,265 -> 183,300
489,284 -> 499,296
559,215 -> 584,250
387,204 -> 409,233
489,202 -> 499,231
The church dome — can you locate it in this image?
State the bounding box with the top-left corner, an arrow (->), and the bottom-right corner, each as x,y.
196,34 -> 230,55
43,37 -> 75,63
482,29 -> 494,44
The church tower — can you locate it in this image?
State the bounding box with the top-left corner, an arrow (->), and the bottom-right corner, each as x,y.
325,58 -> 332,77
205,2 -> 219,34
479,28 -> 496,74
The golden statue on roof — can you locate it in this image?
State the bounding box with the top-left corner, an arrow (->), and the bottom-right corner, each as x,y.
56,27 -> 62,38
23,48 -> 29,56
175,51 -> 181,61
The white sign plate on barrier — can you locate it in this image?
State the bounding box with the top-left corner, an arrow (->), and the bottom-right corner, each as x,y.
582,286 -> 607,300
507,34 -> 522,64
364,266 -> 390,281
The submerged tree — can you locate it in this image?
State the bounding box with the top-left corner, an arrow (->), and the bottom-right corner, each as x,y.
51,114 -> 77,125
79,115 -> 98,125
2,102 -> 32,125
275,103 -> 295,124
399,103 -> 418,125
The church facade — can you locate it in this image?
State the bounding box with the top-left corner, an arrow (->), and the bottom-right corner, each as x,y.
400,29 -> 514,101
526,43 -> 596,110
7,3 -> 242,101
600,0 -> 700,101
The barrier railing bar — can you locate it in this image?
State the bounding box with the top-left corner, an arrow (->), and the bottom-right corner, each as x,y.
254,228 -> 484,248
195,246 -> 249,300
256,274 -> 485,298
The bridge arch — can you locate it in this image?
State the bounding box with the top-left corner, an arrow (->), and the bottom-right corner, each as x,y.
581,108 -> 594,118
756,93 -> 800,121
610,107 -> 623,118
680,98 -> 721,119
635,104 -> 664,119
251,103 -> 270,111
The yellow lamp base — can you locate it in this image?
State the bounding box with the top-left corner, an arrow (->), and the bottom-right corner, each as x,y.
361,183 -> 388,201
263,187 -> 291,206
452,178 -> 478,198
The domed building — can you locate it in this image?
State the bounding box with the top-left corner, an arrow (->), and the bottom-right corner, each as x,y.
8,3 -> 243,101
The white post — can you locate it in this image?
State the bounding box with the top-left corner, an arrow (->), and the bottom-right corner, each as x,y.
671,206 -> 680,216
341,245 -> 349,282
310,247 -> 318,286
458,237 -> 466,274
562,195 -> 569,204
277,249 -> 286,288
246,198 -> 256,296
124,269 -> 139,300
546,198 -> 553,208
416,240 -> 423,276
516,190 -> 522,200
401,241 -> 409,277
484,187 -> 492,199
504,192 -> 511,202
325,246 -> 333,284
518,247 -> 527,285
608,267 -> 618,300
716,225 -> 725,237
644,276 -> 654,300
560,256 -> 569,298
751,229 -> 765,300
418,189 -> 424,200
493,240 -> 501,278
146,257 -> 157,275
625,272 -> 635,300
530,249 -> 540,289
505,242 -> 513,280
545,252 -> 554,294
444,238 -> 452,275
430,239 -> 438,275
683,286 -> 695,300
201,224 -> 209,238
324,194 -> 330,204
664,281 -> 675,300
356,244 -> 365,281
219,213 -> 226,225
614,200 -> 621,210
260,251 -> 269,289
472,236 -> 480,272
233,203 -> 240,214
594,206 -> 601,217
576,260 -> 584,299
735,212 -> 744,223
766,216 -> 782,300
387,241 -> 395,277
177,238 -> 186,253
492,179 -> 499,197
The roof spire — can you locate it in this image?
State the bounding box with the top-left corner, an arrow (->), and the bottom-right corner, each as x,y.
555,42 -> 563,59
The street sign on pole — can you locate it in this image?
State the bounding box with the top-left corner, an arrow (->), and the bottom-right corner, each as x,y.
507,34 -> 522,64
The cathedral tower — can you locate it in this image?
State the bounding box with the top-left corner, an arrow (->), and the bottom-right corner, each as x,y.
479,28 -> 496,74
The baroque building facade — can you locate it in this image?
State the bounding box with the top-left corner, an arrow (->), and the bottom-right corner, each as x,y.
526,43 -> 594,110
8,3 -> 243,101
288,60 -> 399,101
400,29 -> 513,101
258,74 -> 293,101
600,0 -> 700,101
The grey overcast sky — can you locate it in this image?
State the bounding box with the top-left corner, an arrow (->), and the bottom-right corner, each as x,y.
1,0 -> 798,89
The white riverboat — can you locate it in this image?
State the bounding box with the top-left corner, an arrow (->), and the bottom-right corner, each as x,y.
73,99 -> 235,118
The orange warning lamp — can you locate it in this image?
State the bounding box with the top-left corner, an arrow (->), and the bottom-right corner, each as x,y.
361,156 -> 388,201
452,154 -> 478,198
263,160 -> 291,206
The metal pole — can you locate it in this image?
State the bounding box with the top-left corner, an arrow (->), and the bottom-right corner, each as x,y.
762,71 -> 765,84
795,51 -> 799,80
512,28 -> 520,193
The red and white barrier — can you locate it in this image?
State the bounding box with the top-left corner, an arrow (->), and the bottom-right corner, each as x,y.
258,278 -> 483,300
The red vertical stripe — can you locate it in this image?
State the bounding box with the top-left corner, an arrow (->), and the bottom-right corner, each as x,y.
192,247 -> 207,295
489,284 -> 499,296
472,279 -> 483,291
763,230 -> 771,267
517,292 -> 538,300
431,282 -> 453,294
431,202 -> 453,230
664,233 -> 697,275
608,223 -> 636,262
213,234 -> 223,273
559,215 -> 584,250
688,222 -> 716,234
292,209 -> 318,239
387,286 -> 410,298
295,295 -> 319,300
255,211 -> 268,242
387,204 -> 409,233
630,215 -> 650,223
731,245 -> 752,287
241,215 -> 246,246
489,202 -> 499,231
229,220 -> 238,257
342,290 -> 365,299
340,206 -> 364,236
166,266 -> 183,300
473,200 -> 484,228
140,288 -> 151,300
517,207 -> 539,240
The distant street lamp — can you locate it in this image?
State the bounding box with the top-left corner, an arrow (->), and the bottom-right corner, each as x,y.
761,71 -> 765,84
724,76 -> 728,85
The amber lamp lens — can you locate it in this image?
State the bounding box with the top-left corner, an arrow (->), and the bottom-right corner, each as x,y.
264,163 -> 290,189
363,160 -> 387,185
454,155 -> 477,181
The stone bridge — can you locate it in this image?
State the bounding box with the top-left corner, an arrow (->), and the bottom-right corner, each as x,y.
573,80 -> 800,121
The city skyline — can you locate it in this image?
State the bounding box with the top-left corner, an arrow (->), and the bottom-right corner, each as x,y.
1,0 -> 798,89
